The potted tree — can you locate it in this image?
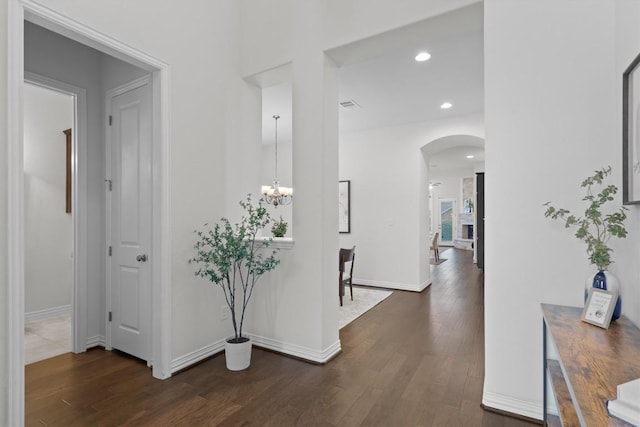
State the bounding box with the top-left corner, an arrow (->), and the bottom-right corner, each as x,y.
544,166 -> 628,320
190,195 -> 280,370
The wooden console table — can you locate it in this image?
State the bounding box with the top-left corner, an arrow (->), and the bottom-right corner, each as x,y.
542,304 -> 640,426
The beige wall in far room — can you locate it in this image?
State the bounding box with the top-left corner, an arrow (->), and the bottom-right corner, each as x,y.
23,83 -> 74,314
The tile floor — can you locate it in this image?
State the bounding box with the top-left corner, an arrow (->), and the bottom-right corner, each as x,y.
24,315 -> 71,365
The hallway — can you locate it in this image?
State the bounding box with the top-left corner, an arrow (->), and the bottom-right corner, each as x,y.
26,249 -> 537,426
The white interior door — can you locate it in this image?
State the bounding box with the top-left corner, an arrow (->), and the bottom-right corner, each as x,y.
107,77 -> 152,362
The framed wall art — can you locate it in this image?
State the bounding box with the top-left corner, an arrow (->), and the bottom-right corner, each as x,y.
623,51 -> 640,204
338,180 -> 350,233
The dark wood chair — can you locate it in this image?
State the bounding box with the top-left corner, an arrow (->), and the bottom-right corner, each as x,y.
339,246 -> 356,306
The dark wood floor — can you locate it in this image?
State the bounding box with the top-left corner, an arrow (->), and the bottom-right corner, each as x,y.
26,248 -> 539,426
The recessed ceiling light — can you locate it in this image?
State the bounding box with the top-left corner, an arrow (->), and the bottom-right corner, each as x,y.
415,52 -> 431,62
440,102 -> 453,109
466,155 -> 475,159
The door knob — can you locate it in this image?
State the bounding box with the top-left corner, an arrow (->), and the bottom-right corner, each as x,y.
136,254 -> 148,262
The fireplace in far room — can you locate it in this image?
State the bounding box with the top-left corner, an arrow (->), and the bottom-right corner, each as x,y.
462,223 -> 474,240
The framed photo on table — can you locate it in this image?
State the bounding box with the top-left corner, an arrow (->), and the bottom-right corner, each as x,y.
338,180 -> 350,233
582,288 -> 618,329
623,51 -> 640,204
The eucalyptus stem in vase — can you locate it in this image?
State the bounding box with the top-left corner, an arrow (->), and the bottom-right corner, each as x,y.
543,166 -> 627,321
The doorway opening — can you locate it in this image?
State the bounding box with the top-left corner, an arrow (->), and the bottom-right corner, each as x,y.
8,4 -> 172,425
439,198 -> 457,246
23,81 -> 75,364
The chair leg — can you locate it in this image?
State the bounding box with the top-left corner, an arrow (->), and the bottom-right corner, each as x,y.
349,282 -> 353,301
339,294 -> 343,306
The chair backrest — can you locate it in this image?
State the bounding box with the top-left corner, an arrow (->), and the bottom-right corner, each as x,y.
431,232 -> 439,249
339,246 -> 356,275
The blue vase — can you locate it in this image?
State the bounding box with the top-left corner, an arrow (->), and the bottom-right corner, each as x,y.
585,270 -> 621,321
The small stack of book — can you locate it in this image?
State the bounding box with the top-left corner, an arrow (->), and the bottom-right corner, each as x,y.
607,378 -> 640,426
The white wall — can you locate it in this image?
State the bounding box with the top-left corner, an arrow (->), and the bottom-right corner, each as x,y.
483,0 -> 640,420
0,0 -> 8,419
242,2 -> 342,355
23,83 -> 73,314
101,54 -> 149,92
339,115 -> 484,290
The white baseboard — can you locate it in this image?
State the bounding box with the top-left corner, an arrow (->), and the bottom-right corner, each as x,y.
25,305 -> 71,323
482,390 -> 543,421
86,335 -> 106,349
250,334 -> 341,363
354,278 -> 431,292
170,335 -> 342,374
419,280 -> 432,291
171,339 -> 225,373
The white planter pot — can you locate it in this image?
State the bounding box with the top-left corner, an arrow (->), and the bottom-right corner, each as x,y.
224,337 -> 252,371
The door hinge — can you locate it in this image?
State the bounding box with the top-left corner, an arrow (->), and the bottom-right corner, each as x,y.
108,311 -> 112,322
108,246 -> 112,256
109,115 -> 113,126
105,179 -> 112,191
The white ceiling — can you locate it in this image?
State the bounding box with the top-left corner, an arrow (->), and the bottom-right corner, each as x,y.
261,4 -> 484,170
337,29 -> 483,134
428,145 -> 485,171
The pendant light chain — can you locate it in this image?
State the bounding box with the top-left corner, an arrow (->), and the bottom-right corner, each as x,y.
274,115 -> 279,181
260,114 -> 292,207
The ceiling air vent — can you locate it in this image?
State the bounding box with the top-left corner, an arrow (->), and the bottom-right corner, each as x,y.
339,99 -> 361,110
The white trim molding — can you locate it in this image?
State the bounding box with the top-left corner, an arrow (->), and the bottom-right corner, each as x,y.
25,305 -> 72,323
250,334 -> 341,364
482,390 -> 543,422
255,236 -> 295,250
171,340 -> 226,374
86,335 -> 106,349
354,278 -> 431,292
7,2 -> 26,425
170,335 -> 342,374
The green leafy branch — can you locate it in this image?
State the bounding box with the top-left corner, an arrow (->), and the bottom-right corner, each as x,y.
543,166 -> 627,270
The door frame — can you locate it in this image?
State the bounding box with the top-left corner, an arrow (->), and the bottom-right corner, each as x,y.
24,72 -> 88,354
8,1 -> 172,424
438,197 -> 457,246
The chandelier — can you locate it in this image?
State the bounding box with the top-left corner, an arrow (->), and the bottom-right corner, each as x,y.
261,115 -> 293,207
